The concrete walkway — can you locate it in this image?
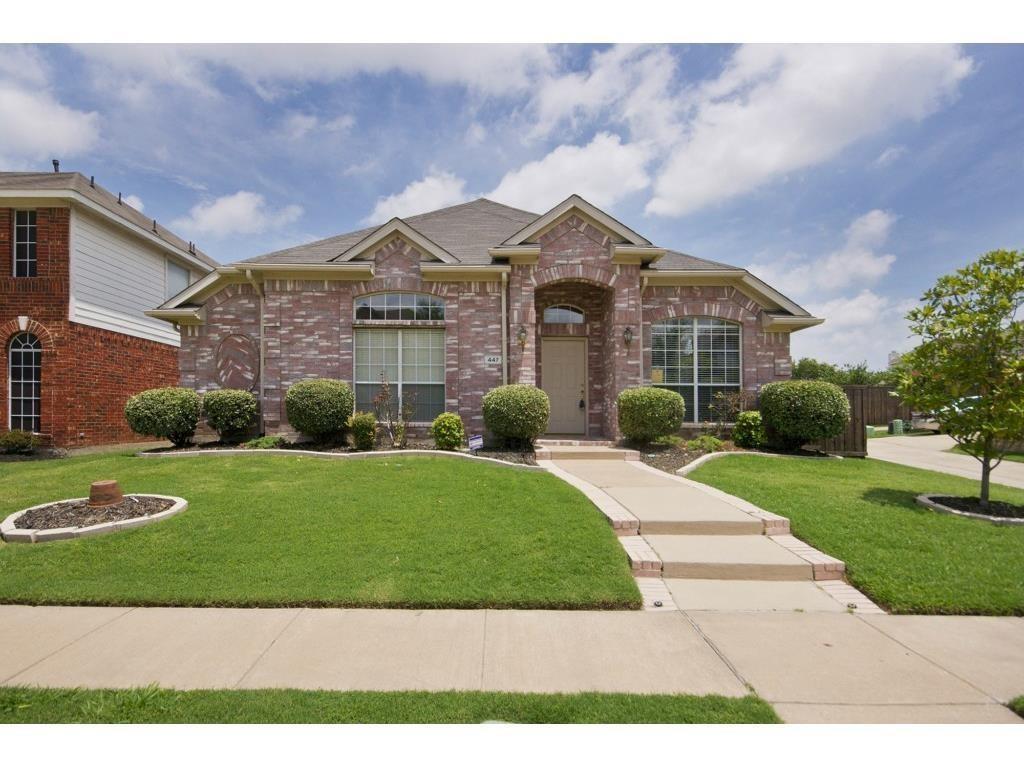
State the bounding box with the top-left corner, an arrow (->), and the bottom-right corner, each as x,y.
868,434 -> 1024,490
1,604 -> 1021,723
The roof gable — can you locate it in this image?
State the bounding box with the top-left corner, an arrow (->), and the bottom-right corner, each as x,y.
331,218 -> 458,264
501,195 -> 651,247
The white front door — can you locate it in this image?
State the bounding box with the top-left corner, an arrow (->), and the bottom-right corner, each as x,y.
541,337 -> 587,434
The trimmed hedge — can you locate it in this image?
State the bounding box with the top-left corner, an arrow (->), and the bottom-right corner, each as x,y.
732,410 -> 766,449
0,429 -> 39,455
348,412 -> 377,451
617,387 -> 686,442
482,385 -> 550,446
759,380 -> 850,449
285,379 -> 354,441
203,389 -> 258,442
432,412 -> 465,451
124,387 -> 202,447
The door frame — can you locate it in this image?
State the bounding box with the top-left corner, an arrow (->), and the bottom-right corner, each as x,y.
539,335 -> 589,437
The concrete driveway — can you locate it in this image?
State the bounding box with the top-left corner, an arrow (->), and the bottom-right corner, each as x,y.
868,434 -> 1024,490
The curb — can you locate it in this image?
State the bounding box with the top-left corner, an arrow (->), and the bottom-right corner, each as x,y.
916,494 -> 1024,526
0,495 -> 188,544
136,448 -> 544,472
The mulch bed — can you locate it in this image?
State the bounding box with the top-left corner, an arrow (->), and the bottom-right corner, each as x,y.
636,440 -> 744,474
930,496 -> 1024,520
15,496 -> 174,530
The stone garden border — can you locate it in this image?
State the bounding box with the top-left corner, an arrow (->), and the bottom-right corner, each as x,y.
674,449 -> 842,477
136,447 -> 545,471
916,494 -> 1024,526
0,494 -> 188,544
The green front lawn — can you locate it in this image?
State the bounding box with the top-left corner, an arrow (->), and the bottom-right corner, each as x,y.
0,453 -> 639,609
0,686 -> 778,724
948,445 -> 1024,463
689,455 -> 1024,615
1010,696 -> 1024,718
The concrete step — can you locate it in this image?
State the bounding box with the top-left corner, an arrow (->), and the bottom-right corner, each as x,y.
664,579 -> 847,612
535,438 -> 615,447
604,485 -> 765,536
535,446 -> 640,461
647,535 -> 814,581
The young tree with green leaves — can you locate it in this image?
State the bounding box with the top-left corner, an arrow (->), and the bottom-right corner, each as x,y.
896,250 -> 1024,507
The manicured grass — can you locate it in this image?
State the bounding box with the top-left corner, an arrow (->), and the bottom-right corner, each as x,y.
1009,696 -> 1024,718
0,686 -> 778,723
0,453 -> 640,609
948,445 -> 1024,463
689,455 -> 1024,615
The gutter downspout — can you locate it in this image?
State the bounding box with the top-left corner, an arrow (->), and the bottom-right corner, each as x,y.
501,271 -> 509,385
245,269 -> 267,435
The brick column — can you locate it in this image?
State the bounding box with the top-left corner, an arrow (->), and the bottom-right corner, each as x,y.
508,264 -> 536,385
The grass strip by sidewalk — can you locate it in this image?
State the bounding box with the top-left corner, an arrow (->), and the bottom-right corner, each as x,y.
689,455 -> 1024,615
0,453 -> 639,610
0,686 -> 779,724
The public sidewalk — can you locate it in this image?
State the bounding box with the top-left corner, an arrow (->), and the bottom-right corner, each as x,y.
868,434 -> 1024,489
1,604 -> 1022,723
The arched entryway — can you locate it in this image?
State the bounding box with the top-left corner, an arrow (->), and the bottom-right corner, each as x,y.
534,281 -> 613,437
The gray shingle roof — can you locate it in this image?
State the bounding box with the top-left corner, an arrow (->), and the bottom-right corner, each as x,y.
241,196 -> 739,272
0,172 -> 218,270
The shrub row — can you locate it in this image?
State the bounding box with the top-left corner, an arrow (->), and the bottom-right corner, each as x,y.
125,387 -> 258,447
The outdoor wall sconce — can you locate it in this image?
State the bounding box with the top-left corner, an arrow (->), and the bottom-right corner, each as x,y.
623,327 -> 634,346
516,326 -> 529,348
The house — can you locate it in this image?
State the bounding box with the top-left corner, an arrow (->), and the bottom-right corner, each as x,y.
1,170 -> 218,448
151,195 -> 822,439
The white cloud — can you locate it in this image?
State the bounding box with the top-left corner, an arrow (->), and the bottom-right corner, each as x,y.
748,209 -> 898,297
172,191 -> 303,238
281,112 -> 355,140
122,194 -> 144,212
647,45 -> 973,216
0,46 -> 50,87
0,83 -> 100,166
76,44 -> 554,98
465,122 -> 487,146
363,171 -> 470,225
488,132 -> 652,212
793,289 -> 918,368
873,145 -> 908,168
529,45 -> 682,147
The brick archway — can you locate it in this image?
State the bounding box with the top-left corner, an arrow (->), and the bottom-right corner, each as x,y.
0,317 -> 56,350
532,264 -> 617,291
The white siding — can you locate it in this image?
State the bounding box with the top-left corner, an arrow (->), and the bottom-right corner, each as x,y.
69,207 -> 193,346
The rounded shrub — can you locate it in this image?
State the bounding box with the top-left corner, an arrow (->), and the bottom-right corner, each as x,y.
759,380 -> 850,450
203,389 -> 258,443
482,384 -> 550,446
686,434 -> 724,453
124,387 -> 202,448
432,412 -> 465,450
0,429 -> 39,455
616,387 -> 686,443
285,378 -> 354,441
348,411 -> 377,451
732,410 -> 766,449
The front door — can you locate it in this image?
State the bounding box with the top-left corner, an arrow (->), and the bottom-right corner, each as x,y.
541,337 -> 587,434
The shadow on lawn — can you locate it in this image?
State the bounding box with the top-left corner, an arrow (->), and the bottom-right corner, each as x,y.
860,487 -> 930,514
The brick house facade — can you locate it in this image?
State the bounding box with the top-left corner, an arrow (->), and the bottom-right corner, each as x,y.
155,195 -> 822,440
0,173 -> 217,448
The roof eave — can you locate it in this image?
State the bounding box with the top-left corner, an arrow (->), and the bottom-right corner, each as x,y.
501,194 -> 651,247
332,217 -> 458,264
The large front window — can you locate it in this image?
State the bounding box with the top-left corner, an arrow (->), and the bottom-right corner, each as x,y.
355,328 -> 445,422
9,332 -> 41,432
650,318 -> 741,422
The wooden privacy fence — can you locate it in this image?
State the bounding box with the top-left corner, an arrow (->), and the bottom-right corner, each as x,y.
813,385 -> 908,458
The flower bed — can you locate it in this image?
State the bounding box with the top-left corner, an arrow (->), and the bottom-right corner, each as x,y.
1,495 -> 187,543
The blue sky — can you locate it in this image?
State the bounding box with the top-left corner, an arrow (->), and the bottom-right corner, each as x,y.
2,43 -> 1022,367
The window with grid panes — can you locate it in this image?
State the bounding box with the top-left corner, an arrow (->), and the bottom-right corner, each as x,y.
8,332 -> 41,432
649,318 -> 740,422
353,294 -> 446,422
13,210 -> 37,277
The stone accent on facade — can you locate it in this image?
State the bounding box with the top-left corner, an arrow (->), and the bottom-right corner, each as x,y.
1,207 -> 179,448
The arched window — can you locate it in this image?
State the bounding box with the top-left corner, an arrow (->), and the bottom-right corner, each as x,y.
649,318 -> 741,423
354,292 -> 445,321
543,304 -> 585,324
9,332 -> 41,432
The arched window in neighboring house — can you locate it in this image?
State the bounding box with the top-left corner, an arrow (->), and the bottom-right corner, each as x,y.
8,332 -> 41,432
543,304 -> 585,324
649,318 -> 741,423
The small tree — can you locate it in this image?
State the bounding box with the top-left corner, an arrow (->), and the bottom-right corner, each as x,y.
896,250 -> 1024,508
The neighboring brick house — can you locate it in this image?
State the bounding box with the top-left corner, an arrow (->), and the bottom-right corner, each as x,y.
1,171 -> 217,448
151,195 -> 822,439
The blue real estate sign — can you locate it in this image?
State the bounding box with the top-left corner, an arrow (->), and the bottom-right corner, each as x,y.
468,434 -> 484,452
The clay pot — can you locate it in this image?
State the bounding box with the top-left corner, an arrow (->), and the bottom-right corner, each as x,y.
88,480 -> 124,508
